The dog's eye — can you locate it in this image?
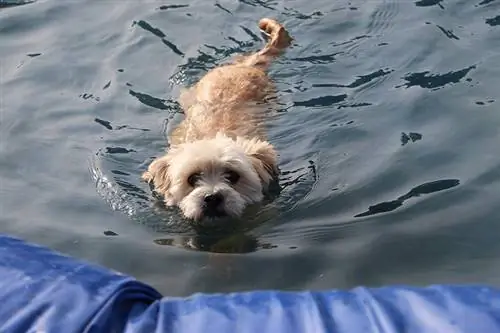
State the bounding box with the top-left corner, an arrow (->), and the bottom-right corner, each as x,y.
225,170 -> 240,184
187,173 -> 201,187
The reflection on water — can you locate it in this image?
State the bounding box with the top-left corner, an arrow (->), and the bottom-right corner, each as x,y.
2,0 -> 500,295
154,232 -> 262,254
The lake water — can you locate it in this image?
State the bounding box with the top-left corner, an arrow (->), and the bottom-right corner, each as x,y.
1,0 -> 500,296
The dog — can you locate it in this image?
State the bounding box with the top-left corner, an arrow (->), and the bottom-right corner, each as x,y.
142,18 -> 292,222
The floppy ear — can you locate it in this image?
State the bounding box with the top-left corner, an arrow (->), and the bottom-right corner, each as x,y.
178,87 -> 196,112
236,137 -> 279,187
142,155 -> 171,194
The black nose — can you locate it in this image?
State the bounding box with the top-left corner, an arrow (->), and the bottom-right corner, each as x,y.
203,192 -> 223,209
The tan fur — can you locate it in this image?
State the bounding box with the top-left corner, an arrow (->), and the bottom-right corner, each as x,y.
143,18 -> 291,222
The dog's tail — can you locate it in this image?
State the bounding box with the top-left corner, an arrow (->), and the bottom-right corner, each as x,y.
236,18 -> 292,69
258,18 -> 292,55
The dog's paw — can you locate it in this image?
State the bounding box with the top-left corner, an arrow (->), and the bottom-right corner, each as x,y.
164,195 -> 175,206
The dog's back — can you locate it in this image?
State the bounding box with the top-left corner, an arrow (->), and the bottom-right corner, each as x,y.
172,18 -> 292,145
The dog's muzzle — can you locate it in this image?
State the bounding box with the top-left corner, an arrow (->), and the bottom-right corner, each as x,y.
202,192 -> 227,218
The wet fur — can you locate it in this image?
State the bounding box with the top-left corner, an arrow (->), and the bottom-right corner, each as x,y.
143,18 -> 292,222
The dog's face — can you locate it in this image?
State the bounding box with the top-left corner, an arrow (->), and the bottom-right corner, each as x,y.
143,134 -> 277,222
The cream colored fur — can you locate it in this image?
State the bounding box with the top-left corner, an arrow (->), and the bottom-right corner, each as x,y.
142,18 -> 292,222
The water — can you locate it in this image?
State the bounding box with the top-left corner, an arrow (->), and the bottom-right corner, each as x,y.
1,0 -> 500,296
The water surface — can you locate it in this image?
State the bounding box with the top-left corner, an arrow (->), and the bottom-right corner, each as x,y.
1,0 -> 500,295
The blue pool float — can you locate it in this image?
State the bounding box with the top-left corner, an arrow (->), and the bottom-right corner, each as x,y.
0,234 -> 499,333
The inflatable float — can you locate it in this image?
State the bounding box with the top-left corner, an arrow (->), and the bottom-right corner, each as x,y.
0,234 -> 499,333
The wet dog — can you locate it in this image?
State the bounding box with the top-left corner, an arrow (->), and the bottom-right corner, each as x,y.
142,18 -> 292,222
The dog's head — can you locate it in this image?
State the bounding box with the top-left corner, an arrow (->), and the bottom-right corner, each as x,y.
142,134 -> 278,222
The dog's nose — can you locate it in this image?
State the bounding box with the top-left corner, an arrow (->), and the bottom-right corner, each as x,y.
204,192 -> 224,208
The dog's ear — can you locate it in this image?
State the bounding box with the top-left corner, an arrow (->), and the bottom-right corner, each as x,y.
178,87 -> 196,112
142,155 -> 171,193
237,137 -> 279,187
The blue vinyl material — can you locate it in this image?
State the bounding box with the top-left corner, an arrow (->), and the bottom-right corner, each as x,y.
0,234 -> 499,333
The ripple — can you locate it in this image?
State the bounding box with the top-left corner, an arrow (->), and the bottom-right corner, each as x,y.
337,102 -> 372,109
134,20 -> 165,38
161,39 -> 185,57
105,147 -> 136,154
239,25 -> 261,41
134,20 -> 184,56
79,93 -> 100,102
331,35 -> 371,48
0,0 -> 36,9
436,25 -> 460,40
366,0 -> 401,36
214,3 -> 232,15
280,162 -> 317,190
478,0 -> 496,6
111,170 -> 129,176
239,0 -> 276,10
294,94 -> 348,107
129,89 -> 180,111
486,15 -> 500,26
94,118 -> 150,132
401,132 -> 423,146
283,7 -> 324,20
90,148 -> 190,233
312,69 -> 393,89
94,118 -> 112,130
354,179 -> 460,218
415,0 -> 444,9
291,52 -> 342,64
157,4 -> 189,11
398,65 -> 476,90
169,28 -> 260,84
475,99 -> 495,105
154,232 -> 261,253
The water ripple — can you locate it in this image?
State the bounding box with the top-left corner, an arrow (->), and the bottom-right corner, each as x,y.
238,0 -> 276,10
436,25 -> 460,40
291,52 -> 343,64
129,89 -> 180,111
283,7 -> 324,20
486,15 -> 500,26
157,4 -> 189,11
401,132 -> 423,146
94,118 -> 150,132
398,65 -> 476,90
90,148 -> 191,234
0,0 -> 35,9
354,179 -> 460,218
366,0 -> 401,36
134,20 -> 184,56
415,0 -> 444,9
477,0 -> 495,6
214,3 -> 232,15
169,28 -> 260,84
312,68 -> 393,89
294,94 -> 348,107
